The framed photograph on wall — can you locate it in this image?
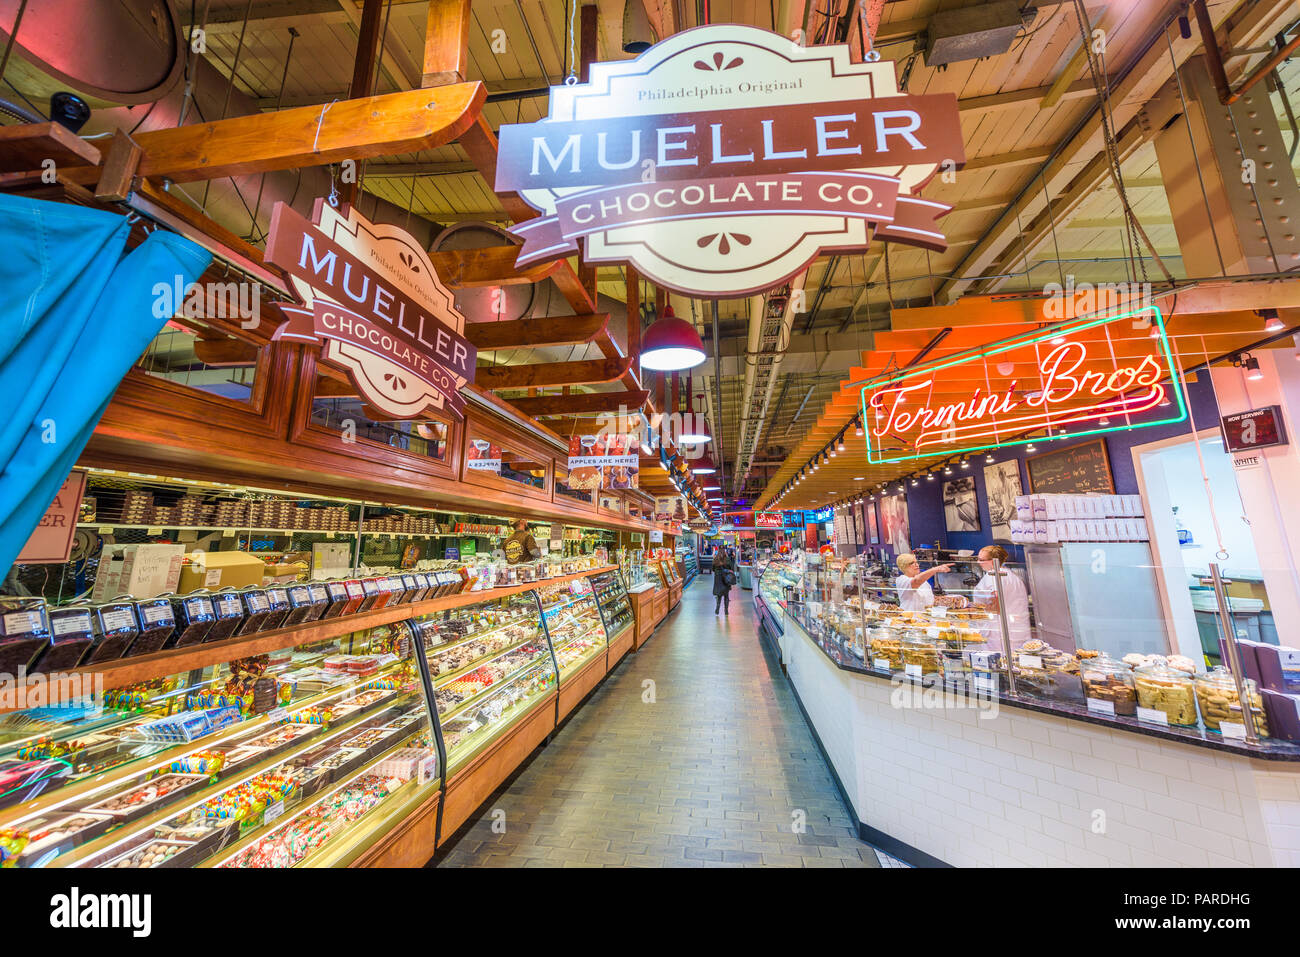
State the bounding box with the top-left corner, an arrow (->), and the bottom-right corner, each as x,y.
868,503 -> 879,545
943,476 -> 980,533
982,459 -> 1023,542
879,492 -> 909,556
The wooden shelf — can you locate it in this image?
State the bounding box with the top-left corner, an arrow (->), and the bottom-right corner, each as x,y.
2,566 -> 617,714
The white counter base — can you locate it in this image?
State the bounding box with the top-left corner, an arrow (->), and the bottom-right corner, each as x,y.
780,610 -> 1300,867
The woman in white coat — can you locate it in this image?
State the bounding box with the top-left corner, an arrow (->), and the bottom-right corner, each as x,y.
894,553 -> 951,612
971,545 -> 1032,651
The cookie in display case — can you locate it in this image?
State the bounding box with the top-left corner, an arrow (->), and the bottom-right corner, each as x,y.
536,577 -> 607,677
0,622 -> 440,869
410,593 -> 556,775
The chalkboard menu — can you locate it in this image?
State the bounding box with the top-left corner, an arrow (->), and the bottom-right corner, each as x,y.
1026,439 -> 1115,494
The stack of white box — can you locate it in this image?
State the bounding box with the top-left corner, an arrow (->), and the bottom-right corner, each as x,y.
1008,493 -> 1149,543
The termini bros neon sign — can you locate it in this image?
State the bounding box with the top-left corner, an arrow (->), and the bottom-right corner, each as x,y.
859,308 -> 1188,464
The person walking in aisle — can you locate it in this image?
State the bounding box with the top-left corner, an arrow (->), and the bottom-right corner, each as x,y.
713,545 -> 736,614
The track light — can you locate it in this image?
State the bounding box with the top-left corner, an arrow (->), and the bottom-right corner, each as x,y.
1245,355 -> 1263,381
837,436 -> 846,453
926,472 -> 934,481
1261,308 -> 1283,333
985,453 -> 994,463
855,420 -> 864,437
960,458 -> 969,468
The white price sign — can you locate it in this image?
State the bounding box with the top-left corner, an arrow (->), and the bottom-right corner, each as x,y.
873,658 -> 891,672
1136,706 -> 1169,727
1086,697 -> 1115,716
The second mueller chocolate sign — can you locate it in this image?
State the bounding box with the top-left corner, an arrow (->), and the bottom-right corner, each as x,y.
496,24 -> 965,297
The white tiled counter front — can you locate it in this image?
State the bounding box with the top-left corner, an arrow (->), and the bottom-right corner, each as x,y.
783,611 -> 1300,867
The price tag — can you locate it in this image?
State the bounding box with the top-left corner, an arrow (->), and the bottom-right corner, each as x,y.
974,674 -> 997,693
969,651 -> 993,670
263,800 -> 285,824
905,663 -> 923,679
873,657 -> 891,672
863,601 -> 879,612
1219,721 -> 1247,740
377,653 -> 400,666
222,528 -> 235,538
265,707 -> 288,723
1018,654 -> 1043,670
1136,706 -> 1169,727
930,606 -> 947,618
97,526 -> 113,535
1086,697 -> 1116,716
326,531 -> 335,539
147,527 -> 163,536
2,611 -> 43,635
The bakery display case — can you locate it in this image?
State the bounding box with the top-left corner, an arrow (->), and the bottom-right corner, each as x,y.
0,622 -> 440,869
410,593 -> 555,776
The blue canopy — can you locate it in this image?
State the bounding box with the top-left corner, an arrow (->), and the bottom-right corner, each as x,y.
0,193 -> 211,573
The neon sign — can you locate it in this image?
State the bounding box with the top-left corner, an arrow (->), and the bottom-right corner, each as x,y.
859,307 -> 1187,464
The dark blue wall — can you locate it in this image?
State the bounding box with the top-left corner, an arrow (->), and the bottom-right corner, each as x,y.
858,373 -> 1220,561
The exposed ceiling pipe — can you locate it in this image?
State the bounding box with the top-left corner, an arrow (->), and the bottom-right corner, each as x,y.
1193,0 -> 1300,106
730,293 -> 766,486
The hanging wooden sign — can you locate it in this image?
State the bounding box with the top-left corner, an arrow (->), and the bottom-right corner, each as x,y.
496,24 -> 964,297
265,200 -> 476,419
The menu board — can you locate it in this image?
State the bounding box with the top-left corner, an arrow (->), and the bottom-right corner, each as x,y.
1026,439 -> 1114,494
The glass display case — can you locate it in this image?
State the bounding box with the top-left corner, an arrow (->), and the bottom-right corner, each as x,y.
641,562 -> 665,592
535,578 -> 607,679
755,559 -> 798,637
0,622 -> 439,869
659,560 -> 680,585
410,594 -> 555,776
677,547 -> 698,585
618,548 -> 647,590
591,571 -> 634,639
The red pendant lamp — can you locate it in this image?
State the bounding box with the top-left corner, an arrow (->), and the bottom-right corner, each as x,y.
640,305 -> 706,371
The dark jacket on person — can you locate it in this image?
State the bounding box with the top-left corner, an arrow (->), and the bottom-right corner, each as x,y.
712,550 -> 735,596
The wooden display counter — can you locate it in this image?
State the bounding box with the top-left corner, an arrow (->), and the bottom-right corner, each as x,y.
651,587 -> 669,627
630,587 -> 656,649
607,622 -> 634,668
438,690 -> 559,839
557,649 -> 609,722
353,794 -> 442,869
669,579 -> 683,609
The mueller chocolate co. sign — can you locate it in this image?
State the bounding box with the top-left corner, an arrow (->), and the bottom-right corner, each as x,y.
496,24 -> 964,297
859,308 -> 1188,464
265,200 -> 475,419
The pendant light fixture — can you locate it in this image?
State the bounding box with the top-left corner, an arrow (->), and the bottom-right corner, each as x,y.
621,0 -> 657,53
692,451 -> 718,474
640,305 -> 706,371
678,388 -> 712,445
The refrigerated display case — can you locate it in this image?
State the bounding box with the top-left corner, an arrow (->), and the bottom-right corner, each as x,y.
591,570 -> 635,668
536,578 -> 609,720
0,621 -> 440,869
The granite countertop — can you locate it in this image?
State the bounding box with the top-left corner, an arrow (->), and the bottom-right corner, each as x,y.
783,611 -> 1300,763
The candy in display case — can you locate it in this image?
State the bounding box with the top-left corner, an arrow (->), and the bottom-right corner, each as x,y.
591,571 -> 634,638
536,577 -> 607,677
411,593 -> 556,775
0,623 -> 440,869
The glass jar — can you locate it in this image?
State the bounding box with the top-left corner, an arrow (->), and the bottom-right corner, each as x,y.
901,629 -> 943,677
868,627 -> 903,672
1194,666 -> 1270,737
1013,644 -> 1083,701
1080,654 -> 1137,716
1133,657 -> 1199,726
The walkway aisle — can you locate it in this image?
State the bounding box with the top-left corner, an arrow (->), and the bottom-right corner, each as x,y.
438,581 -> 879,867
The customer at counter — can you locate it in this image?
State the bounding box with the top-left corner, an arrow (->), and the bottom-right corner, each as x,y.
895,553 -> 951,612
971,545 -> 1032,650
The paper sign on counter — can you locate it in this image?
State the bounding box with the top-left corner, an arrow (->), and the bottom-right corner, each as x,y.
1136,706 -> 1169,726
1086,698 -> 1115,716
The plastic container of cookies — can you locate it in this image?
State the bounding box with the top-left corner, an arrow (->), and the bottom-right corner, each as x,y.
1194,666 -> 1269,737
1081,653 -> 1137,716
1134,657 -> 1198,727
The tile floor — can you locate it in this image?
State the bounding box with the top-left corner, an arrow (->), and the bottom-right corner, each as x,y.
436,580 -> 881,867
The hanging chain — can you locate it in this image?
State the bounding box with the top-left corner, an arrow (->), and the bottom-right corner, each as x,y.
565,0 -> 578,85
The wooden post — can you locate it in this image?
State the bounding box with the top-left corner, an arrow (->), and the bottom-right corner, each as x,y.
342,0 -> 385,205
576,3 -> 600,301
422,0 -> 473,87
625,265 -> 641,375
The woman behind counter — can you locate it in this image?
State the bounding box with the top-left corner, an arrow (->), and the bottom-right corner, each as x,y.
894,553 -> 952,612
971,545 -> 1032,650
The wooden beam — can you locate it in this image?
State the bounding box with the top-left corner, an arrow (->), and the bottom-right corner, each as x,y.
963,148 -> 1054,172
477,357 -> 634,389
459,116 -> 536,223
131,83 -> 485,183
194,337 -> 260,367
338,0 -> 421,91
422,0 -> 473,86
427,244 -> 555,286
549,260 -> 599,315
509,390 -> 650,417
93,129 -> 143,202
0,122 -> 101,174
462,313 -> 609,349
314,375 -> 358,397
342,0 -> 386,206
